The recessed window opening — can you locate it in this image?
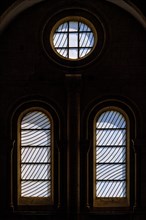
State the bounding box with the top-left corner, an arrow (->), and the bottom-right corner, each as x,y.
51,17 -> 97,60
94,108 -> 130,207
18,109 -> 53,205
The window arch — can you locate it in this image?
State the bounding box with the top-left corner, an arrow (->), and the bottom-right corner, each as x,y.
93,107 -> 130,207
17,108 -> 54,205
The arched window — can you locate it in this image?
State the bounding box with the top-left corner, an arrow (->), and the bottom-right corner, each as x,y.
93,107 -> 130,207
17,108 -> 54,205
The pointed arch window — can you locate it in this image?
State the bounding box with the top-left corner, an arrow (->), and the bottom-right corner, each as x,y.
18,108 -> 54,205
93,107 -> 130,207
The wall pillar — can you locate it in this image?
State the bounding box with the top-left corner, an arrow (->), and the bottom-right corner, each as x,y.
65,74 -> 81,219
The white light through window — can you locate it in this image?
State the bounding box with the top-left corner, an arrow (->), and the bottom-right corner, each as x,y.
20,111 -> 51,198
52,17 -> 96,60
95,110 -> 127,198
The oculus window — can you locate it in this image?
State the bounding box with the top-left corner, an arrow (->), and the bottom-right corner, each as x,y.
43,11 -> 105,68
51,17 -> 97,60
93,108 -> 130,207
17,109 -> 54,205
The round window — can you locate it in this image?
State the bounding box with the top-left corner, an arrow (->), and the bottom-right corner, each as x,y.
50,17 -> 97,60
42,10 -> 106,68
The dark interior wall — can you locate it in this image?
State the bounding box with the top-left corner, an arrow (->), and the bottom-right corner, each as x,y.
1,0 -> 146,114
0,0 -> 146,219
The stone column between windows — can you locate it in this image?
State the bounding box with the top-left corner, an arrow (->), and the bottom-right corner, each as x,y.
65,74 -> 81,217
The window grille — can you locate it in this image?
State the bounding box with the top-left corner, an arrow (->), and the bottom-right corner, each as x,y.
95,110 -> 128,201
52,17 -> 96,60
19,110 -> 52,201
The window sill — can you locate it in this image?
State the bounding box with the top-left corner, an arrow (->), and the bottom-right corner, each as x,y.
81,206 -> 135,216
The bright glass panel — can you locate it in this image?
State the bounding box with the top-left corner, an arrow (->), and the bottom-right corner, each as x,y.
69,49 -> 78,59
79,33 -> 94,47
96,164 -> 126,180
69,33 -> 78,47
57,22 -> 68,32
53,33 -> 68,47
21,164 -> 51,180
96,147 -> 126,163
21,130 -> 51,146
96,181 -> 126,198
96,130 -> 126,146
69,21 -> 78,32
56,48 -> 68,57
21,181 -> 51,197
21,147 -> 51,163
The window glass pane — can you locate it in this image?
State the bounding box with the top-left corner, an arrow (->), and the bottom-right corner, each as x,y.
21,130 -> 51,146
21,111 -> 51,129
96,147 -> 126,163
79,33 -> 94,47
21,181 -> 51,197
21,147 -> 51,163
96,130 -> 126,146
21,164 -> 51,180
96,111 -> 126,129
79,22 -> 91,32
69,21 -> 78,32
96,164 -> 126,180
69,33 -> 78,47
69,49 -> 78,59
79,48 -> 91,58
96,181 -> 126,198
56,22 -> 68,32
53,33 -> 68,47
56,48 -> 68,57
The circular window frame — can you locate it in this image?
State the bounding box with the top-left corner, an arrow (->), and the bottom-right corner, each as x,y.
50,16 -> 98,61
42,8 -> 106,69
